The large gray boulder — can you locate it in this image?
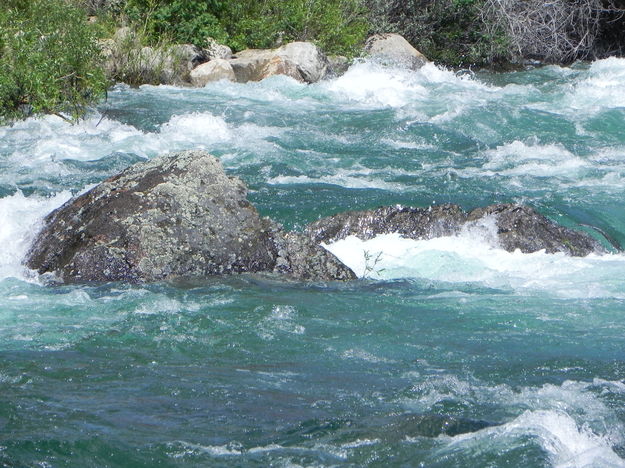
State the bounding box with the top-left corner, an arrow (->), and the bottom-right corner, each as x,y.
25,150 -> 355,283
306,204 -> 605,256
364,33 -> 428,70
229,42 -> 330,83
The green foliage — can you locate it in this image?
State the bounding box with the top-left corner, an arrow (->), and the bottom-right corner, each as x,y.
124,0 -> 229,45
224,0 -> 369,56
0,0 -> 108,122
121,0 -> 369,56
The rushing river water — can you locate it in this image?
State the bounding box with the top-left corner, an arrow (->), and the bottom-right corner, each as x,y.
1,58 -> 625,467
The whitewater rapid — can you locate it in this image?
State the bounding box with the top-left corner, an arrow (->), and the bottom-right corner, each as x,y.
2,57 -> 625,468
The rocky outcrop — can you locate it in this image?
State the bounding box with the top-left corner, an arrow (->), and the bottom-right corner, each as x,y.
101,28 -> 208,85
101,31 -> 332,86
466,204 -> 604,256
364,33 -> 428,70
229,42 -> 329,83
306,204 -> 604,256
25,150 -> 355,283
190,59 -> 235,86
273,232 -> 355,281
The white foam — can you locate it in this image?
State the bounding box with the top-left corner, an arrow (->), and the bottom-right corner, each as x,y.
158,112 -> 232,144
321,61 -> 508,117
257,305 -> 305,341
0,114 -> 152,167
566,57 -> 625,112
322,225 -> 625,298
341,348 -> 393,363
269,172 -> 406,191
0,190 -> 72,281
401,375 -> 625,467
446,409 -> 625,468
268,165 -> 420,191
0,110 -> 282,183
480,140 -> 590,177
155,112 -> 282,162
324,61 -> 430,108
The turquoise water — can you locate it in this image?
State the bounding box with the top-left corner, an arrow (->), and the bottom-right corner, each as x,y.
1,59 -> 625,467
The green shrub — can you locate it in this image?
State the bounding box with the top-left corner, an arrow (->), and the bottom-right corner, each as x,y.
124,0 -> 229,45
224,0 -> 369,56
0,0 -> 108,122
121,0 -> 369,57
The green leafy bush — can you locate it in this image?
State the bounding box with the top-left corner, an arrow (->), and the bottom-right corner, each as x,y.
224,0 -> 369,56
124,0 -> 229,45
0,0 -> 108,122
121,0 -> 369,56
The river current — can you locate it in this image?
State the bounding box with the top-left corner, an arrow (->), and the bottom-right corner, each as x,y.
1,58 -> 625,467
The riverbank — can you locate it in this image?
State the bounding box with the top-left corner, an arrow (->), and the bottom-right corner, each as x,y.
3,0 -> 625,122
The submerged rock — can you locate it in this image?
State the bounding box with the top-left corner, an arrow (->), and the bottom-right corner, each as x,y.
364,33 -> 428,70
25,150 -> 355,283
383,413 -> 495,438
306,203 -> 605,256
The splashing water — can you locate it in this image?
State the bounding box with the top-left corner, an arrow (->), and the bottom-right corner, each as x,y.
1,58 -> 625,467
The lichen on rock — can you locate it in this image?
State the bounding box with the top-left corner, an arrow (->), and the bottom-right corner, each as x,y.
25,150 -> 355,283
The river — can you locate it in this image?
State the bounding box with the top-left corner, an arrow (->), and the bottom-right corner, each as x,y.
1,59 -> 625,467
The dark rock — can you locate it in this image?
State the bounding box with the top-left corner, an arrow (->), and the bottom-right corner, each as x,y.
25,150 -> 355,283
466,204 -> 604,256
273,232 -> 356,281
327,55 -> 351,77
306,204 -> 467,244
306,203 -> 605,256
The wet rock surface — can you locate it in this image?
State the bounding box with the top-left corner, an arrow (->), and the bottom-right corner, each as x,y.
25,151 -> 605,285
25,150 -> 355,283
306,203 -> 605,256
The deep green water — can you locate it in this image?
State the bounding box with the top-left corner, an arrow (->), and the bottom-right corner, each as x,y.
1,59 -> 625,467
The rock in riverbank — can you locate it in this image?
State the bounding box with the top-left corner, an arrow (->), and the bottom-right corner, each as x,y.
306,204 -> 604,256
229,42 -> 330,83
25,150 -> 355,283
364,33 -> 428,70
190,59 -> 235,86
